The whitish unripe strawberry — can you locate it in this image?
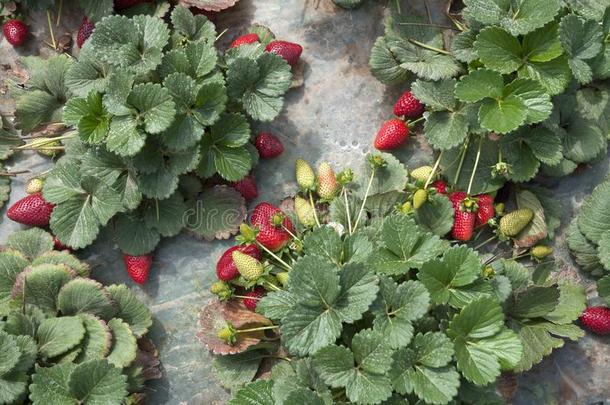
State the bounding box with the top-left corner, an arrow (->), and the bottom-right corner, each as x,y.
410,165 -> 433,182
232,250 -> 264,280
295,158 -> 315,190
295,196 -> 316,227
317,162 -> 338,200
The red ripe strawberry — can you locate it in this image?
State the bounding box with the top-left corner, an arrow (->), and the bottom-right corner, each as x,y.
580,306 -> 610,335
230,33 -> 260,48
53,237 -> 71,251
393,91 -> 425,119
123,254 -> 153,285
251,202 -> 294,252
77,17 -> 94,48
233,175 -> 258,200
374,119 -> 409,150
265,40 -> 302,66
432,180 -> 447,194
255,132 -> 284,159
7,193 -> 55,227
3,19 -> 28,46
114,0 -> 143,10
475,194 -> 494,227
216,244 -> 262,281
243,287 -> 266,311
450,191 -> 476,241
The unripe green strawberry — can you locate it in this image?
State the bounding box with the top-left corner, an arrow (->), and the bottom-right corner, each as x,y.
499,208 -> 534,237
317,162 -> 339,200
232,250 -> 264,280
295,158 -> 315,191
217,322 -> 237,345
531,245 -> 553,260
276,271 -> 290,287
210,281 -> 233,300
400,201 -> 412,214
26,178 -> 44,194
410,165 -> 433,182
413,189 -> 428,209
36,138 -> 61,157
295,196 -> 316,227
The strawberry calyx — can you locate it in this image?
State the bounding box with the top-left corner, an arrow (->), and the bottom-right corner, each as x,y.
217,321 -> 237,345
336,168 -> 354,186
270,212 -> 285,227
236,223 -> 258,244
368,154 -> 387,170
460,196 -> 479,213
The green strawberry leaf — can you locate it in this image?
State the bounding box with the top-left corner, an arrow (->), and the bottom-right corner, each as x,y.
229,380 -> 275,405
423,108 -> 471,150
68,360 -> 128,403
369,36 -> 410,85
479,94 -> 528,134
355,153 -> 409,198
29,363 -> 75,404
567,219 -> 605,276
114,212 -> 161,256
411,79 -> 457,111
5,227 -> 53,260
388,37 -> 461,81
89,15 -> 170,74
78,0 -> 113,22
451,30 -> 479,63
598,275 -> 610,305
37,316 -> 86,358
281,258 -> 378,356
75,314 -> 112,362
185,185 -> 247,241
389,332 -> 459,404
577,178 -> 610,243
105,284 -> 153,338
170,4 -> 216,45
455,69 -> 504,103
559,14 -> 604,84
448,298 -> 523,385
474,27 -> 523,74
371,277 -> 430,349
45,161 -> 124,250
213,351 -> 263,391
57,278 -> 116,319
20,264 -> 74,314
414,192 -> 454,236
0,250 -> 28,315
106,318 -> 137,368
522,22 -> 563,63
463,0 -> 561,35
371,214 -> 445,274
503,78 -> 552,124
227,53 -> 292,121
419,246 -> 483,307
313,329 -> 394,405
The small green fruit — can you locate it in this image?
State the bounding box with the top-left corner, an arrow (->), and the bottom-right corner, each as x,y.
499,208 -> 534,237
410,165 -> 433,182
413,189 -> 428,209
295,159 -> 315,190
232,250 -> 264,280
295,196 -> 316,227
531,245 -> 553,260
276,272 -> 290,287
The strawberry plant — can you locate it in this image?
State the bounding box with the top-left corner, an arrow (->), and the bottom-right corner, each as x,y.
0,115 -> 23,211
568,177 -> 610,332
10,6 -> 299,257
0,228 -> 159,404
199,154 -> 586,404
369,1 -> 610,195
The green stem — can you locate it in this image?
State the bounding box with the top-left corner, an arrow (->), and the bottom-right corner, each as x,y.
467,136 -> 483,196
474,235 -> 497,250
236,325 -> 279,334
453,135 -> 470,185
233,294 -> 261,300
56,0 -> 63,27
216,28 -> 228,41
424,151 -> 443,189
408,38 -> 452,55
47,10 -> 56,49
263,280 -> 282,292
352,169 -> 376,232
309,191 -> 321,227
0,170 -> 30,177
281,224 -> 301,243
343,187 -> 353,235
256,242 -> 292,271
408,116 -> 426,127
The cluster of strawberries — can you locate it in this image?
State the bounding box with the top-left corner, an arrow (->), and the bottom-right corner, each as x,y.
212,201 -> 294,311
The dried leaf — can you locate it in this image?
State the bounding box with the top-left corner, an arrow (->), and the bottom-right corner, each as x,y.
197,299 -> 273,355
179,0 -> 240,12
